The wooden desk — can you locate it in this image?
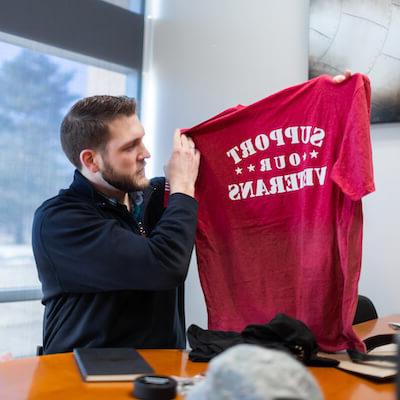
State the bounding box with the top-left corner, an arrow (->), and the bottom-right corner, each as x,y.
0,315 -> 398,400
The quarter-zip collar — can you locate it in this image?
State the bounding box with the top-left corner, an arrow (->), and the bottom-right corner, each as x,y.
69,169 -> 156,206
68,169 -> 164,237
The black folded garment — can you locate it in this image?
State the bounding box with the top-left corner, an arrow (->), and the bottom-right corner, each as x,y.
187,313 -> 338,367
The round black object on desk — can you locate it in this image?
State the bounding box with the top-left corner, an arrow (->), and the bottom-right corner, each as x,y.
133,375 -> 177,399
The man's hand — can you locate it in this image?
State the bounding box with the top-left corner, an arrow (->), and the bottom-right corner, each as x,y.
332,69 -> 352,83
165,129 -> 200,198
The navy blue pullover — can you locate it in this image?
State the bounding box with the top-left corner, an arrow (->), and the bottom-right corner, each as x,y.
32,170 -> 198,354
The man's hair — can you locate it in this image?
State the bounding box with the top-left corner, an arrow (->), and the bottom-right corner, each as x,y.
60,95 -> 136,169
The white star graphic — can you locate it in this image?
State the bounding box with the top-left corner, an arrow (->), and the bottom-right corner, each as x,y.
310,150 -> 318,159
302,152 -> 307,161
235,167 -> 243,175
247,164 -> 255,172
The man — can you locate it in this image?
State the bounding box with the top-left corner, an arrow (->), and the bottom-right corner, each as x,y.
32,95 -> 200,354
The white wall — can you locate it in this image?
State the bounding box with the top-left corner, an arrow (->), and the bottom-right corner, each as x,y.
361,123 -> 400,315
143,0 -> 400,328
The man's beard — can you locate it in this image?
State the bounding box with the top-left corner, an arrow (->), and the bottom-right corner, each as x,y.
101,159 -> 150,193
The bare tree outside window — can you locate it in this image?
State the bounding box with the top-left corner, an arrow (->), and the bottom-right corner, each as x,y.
0,50 -> 76,245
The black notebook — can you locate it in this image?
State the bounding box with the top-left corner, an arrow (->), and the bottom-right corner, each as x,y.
73,348 -> 154,382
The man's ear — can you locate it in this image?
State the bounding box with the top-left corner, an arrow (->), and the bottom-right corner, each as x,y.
80,149 -> 100,173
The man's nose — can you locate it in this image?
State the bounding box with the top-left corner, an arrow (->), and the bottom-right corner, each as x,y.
140,144 -> 151,159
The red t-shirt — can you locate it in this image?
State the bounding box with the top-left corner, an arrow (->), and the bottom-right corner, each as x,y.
185,74 -> 374,352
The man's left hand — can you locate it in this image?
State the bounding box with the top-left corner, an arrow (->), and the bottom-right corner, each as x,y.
332,69 -> 352,83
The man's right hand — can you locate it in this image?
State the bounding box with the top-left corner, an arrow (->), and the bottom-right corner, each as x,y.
165,129 -> 200,198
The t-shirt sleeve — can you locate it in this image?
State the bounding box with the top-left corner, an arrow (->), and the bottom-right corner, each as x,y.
331,80 -> 375,201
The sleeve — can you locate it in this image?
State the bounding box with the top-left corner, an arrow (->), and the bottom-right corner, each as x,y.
331,78 -> 375,201
35,193 -> 198,294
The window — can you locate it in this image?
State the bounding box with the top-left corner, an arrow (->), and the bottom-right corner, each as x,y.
0,0 -> 144,357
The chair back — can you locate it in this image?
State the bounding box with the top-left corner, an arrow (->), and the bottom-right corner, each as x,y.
36,345 -> 43,356
353,295 -> 378,325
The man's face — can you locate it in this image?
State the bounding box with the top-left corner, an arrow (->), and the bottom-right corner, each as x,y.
99,114 -> 151,193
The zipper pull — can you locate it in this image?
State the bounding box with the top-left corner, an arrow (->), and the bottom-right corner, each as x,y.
137,221 -> 146,236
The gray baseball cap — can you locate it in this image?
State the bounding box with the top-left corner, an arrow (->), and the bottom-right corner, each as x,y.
186,344 -> 323,400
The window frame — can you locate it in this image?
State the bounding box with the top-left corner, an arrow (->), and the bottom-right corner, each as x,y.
0,287 -> 42,303
0,0 -> 144,71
